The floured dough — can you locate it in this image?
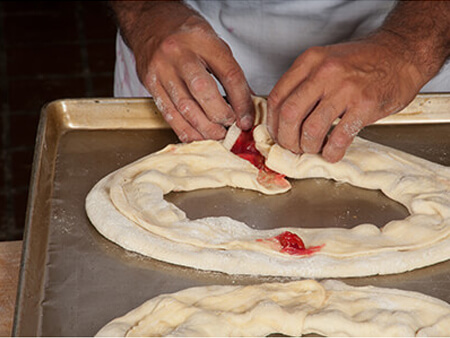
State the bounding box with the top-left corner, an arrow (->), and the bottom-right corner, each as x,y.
85,97 -> 450,277
95,279 -> 450,337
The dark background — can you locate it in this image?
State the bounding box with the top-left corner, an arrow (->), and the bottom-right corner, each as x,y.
0,1 -> 117,241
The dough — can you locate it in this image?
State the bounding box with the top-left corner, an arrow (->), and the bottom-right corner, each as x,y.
85,97 -> 450,277
95,279 -> 450,337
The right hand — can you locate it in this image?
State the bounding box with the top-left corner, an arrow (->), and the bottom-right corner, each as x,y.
118,2 -> 254,142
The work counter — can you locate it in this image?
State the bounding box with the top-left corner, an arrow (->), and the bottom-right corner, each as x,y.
0,240 -> 22,336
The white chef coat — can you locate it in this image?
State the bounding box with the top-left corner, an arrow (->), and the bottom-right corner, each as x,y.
114,0 -> 450,97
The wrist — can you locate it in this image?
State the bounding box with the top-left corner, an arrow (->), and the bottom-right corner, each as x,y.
366,30 -> 434,90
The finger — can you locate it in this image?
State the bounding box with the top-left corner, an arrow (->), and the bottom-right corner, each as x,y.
163,77 -> 227,140
300,99 -> 344,154
322,110 -> 365,163
151,80 -> 204,143
276,80 -> 322,153
178,58 -> 236,127
267,69 -> 309,141
267,47 -> 324,138
204,41 -> 254,130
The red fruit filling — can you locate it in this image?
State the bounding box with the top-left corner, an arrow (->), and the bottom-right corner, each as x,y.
230,128 -> 284,177
258,231 -> 324,256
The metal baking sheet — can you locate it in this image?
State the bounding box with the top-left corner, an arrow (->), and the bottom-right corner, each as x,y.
14,95 -> 450,336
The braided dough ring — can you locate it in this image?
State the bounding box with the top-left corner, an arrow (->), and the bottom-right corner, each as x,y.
85,97 -> 450,277
95,279 -> 450,337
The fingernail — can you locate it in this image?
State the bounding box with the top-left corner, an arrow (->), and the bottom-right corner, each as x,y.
239,114 -> 253,130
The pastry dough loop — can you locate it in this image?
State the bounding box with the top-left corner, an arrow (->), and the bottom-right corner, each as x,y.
86,97 -> 450,277
95,280 -> 450,337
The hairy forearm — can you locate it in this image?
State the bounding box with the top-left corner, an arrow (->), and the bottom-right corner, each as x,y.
374,1 -> 450,82
108,1 -> 197,50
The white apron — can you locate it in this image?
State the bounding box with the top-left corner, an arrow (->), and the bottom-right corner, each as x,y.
114,0 -> 450,97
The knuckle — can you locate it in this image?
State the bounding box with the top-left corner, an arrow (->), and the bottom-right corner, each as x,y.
219,39 -> 233,55
144,72 -> 158,92
160,36 -> 181,55
223,67 -> 244,86
279,100 -> 300,122
153,95 -> 167,113
190,76 -> 211,93
303,118 -> 325,140
177,98 -> 197,117
317,57 -> 344,77
161,107 -> 177,124
267,90 -> 282,110
301,46 -> 325,63
292,86 -> 306,101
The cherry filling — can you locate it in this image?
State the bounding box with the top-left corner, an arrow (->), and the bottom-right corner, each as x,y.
257,231 -> 324,256
273,231 -> 324,256
230,128 -> 282,175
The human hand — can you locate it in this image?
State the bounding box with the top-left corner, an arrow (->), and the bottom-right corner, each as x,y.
267,34 -> 426,163
112,1 -> 254,143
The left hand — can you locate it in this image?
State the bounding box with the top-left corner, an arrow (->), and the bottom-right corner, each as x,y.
267,33 -> 426,163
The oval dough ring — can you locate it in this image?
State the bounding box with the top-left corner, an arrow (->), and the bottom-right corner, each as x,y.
95,279 -> 450,337
85,97 -> 450,278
